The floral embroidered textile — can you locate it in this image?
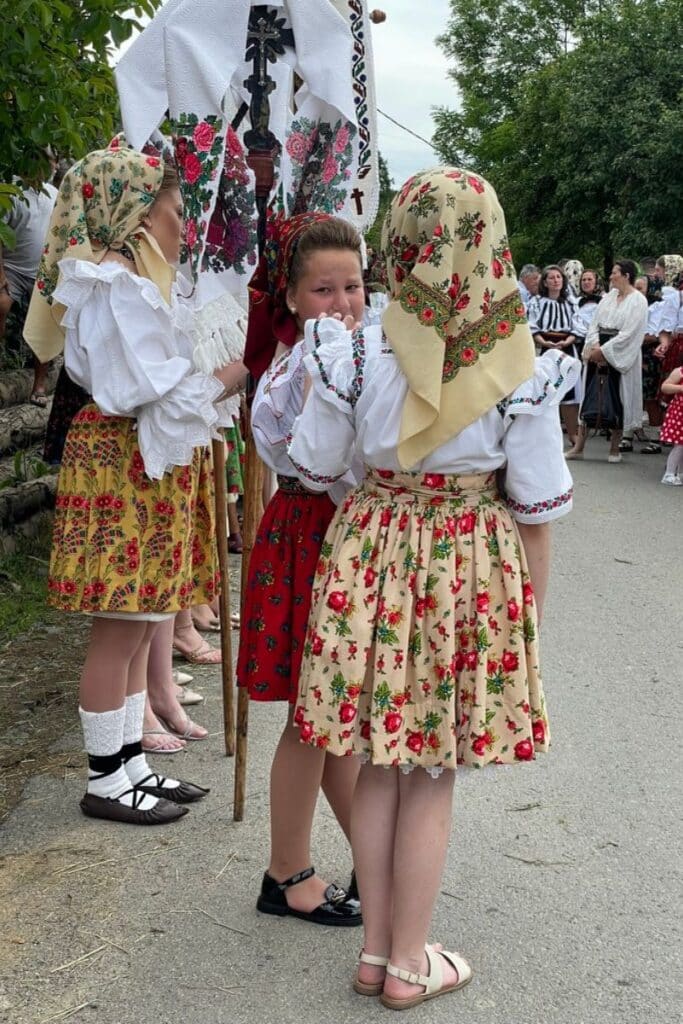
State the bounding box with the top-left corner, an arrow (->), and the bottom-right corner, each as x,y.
379,168 -> 536,468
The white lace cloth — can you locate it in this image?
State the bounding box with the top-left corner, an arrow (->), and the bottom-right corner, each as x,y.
54,259 -> 230,480
287,319 -> 580,524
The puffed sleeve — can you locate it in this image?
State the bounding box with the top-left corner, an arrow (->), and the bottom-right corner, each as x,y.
287,317 -> 358,492
502,351 -> 579,523
658,289 -> 680,334
54,260 -> 226,480
251,342 -> 306,474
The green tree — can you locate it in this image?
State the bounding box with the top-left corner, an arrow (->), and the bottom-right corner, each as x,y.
0,0 -> 162,244
366,152 -> 395,254
433,0 -> 683,272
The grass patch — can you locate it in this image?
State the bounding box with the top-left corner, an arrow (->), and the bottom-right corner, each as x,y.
0,533 -> 55,644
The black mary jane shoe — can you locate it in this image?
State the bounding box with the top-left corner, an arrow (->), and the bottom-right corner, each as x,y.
80,789 -> 189,825
136,772 -> 210,805
256,867 -> 362,927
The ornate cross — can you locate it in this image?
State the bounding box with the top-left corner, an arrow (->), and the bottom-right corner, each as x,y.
242,5 -> 295,153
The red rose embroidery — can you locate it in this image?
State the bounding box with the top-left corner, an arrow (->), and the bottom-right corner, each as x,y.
532,720 -> 546,744
514,738 -> 534,761
193,121 -> 216,152
522,581 -> 534,605
467,175 -> 485,194
294,706 -> 305,726
360,720 -> 371,740
491,258 -> 504,279
471,735 -> 487,756
184,152 -> 202,185
423,473 -> 445,489
339,702 -> 357,724
507,598 -> 521,621
455,294 -> 470,311
406,731 -> 424,755
433,224 -> 443,237
496,319 -> 511,336
300,721 -> 314,742
185,218 -> 198,250
458,511 -> 476,534
364,568 -> 377,588
419,307 -> 436,325
418,243 -> 435,262
311,636 -> 324,656
327,591 -> 348,613
82,182 -> 94,199
461,346 -> 476,364
476,592 -> 490,614
465,650 -> 478,670
501,650 -> 519,673
377,469 -> 395,479
384,711 -> 403,734
380,508 -> 392,527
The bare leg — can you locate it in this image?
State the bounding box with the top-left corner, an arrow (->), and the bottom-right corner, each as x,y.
560,403 -> 579,446
565,422 -> 587,458
609,428 -> 623,457
268,705 -> 338,912
321,750 -> 360,841
79,617 -> 148,712
150,617 -> 207,738
383,768 -> 459,1001
144,618 -> 186,751
352,764 -> 399,988
173,607 -> 221,662
127,621 -> 159,696
32,357 -> 49,398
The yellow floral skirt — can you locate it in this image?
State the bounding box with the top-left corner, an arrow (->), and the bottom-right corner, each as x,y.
48,405 -> 218,614
295,469 -> 550,770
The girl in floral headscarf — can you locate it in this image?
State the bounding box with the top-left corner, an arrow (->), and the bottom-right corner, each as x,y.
287,168 -> 579,1008
23,147 -> 243,826
237,212 -> 366,928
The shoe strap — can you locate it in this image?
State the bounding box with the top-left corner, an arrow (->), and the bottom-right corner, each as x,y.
386,962 -> 429,987
359,951 -> 389,967
275,866 -> 315,890
137,772 -> 166,788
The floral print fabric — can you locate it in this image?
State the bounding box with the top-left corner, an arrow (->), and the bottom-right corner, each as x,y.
48,405 -> 218,614
378,168 -> 535,469
295,469 -> 549,770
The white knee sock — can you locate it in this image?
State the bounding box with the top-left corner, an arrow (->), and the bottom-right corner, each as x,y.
80,704 -> 156,809
666,445 -> 683,476
122,691 -> 178,789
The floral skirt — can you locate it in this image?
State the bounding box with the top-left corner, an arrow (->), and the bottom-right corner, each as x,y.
295,469 -> 550,770
48,405 -> 218,614
237,477 -> 336,702
225,422 -> 245,500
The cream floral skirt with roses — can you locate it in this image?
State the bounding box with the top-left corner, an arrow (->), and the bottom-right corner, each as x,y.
295,470 -> 550,771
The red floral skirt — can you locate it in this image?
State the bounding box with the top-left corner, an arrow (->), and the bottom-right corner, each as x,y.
237,477 -> 335,702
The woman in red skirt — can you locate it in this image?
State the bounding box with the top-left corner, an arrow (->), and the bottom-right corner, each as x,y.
237,213 -> 366,926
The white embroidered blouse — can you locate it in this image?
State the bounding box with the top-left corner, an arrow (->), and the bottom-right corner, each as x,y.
54,259 -> 230,480
287,319 -> 579,524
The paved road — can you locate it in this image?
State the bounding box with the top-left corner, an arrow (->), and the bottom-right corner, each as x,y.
1,436 -> 681,1024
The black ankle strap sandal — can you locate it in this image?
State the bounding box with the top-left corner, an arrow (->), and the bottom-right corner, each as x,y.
256,866 -> 362,927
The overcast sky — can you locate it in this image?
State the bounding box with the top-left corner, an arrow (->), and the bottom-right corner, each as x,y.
118,1 -> 458,188
371,1 -> 457,187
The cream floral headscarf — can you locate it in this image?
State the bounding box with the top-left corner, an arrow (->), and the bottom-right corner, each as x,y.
381,167 -> 535,469
24,145 -> 174,361
659,254 -> 683,287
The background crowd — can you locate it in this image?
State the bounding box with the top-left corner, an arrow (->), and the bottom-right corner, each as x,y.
516,255 -> 683,482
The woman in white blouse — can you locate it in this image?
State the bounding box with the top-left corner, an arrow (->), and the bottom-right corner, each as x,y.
566,260 -> 648,462
287,168 -> 578,1008
23,147 -> 242,825
528,264 -> 581,446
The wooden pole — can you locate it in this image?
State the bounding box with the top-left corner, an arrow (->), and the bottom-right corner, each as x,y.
212,437 -> 235,757
233,399 -> 263,820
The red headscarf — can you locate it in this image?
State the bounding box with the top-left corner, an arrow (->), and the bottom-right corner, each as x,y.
244,211 -> 333,380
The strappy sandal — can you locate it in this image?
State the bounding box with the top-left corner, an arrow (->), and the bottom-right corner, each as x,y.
354,951 -> 389,996
141,729 -> 186,755
172,639 -> 222,664
640,442 -> 661,454
156,714 -> 208,741
380,944 -> 472,1011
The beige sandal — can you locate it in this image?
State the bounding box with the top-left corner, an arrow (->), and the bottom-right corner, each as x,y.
380,944 -> 472,1010
353,951 -> 389,996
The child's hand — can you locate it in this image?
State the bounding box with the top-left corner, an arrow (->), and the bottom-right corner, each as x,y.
322,312 -> 362,332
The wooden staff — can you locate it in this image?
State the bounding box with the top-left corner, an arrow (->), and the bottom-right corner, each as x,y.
212,437 -> 235,757
233,401 -> 263,820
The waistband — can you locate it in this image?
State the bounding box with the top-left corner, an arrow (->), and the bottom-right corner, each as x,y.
276,474 -> 321,496
363,468 -> 498,502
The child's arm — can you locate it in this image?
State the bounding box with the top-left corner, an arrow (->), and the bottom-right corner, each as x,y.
516,523 -> 551,624
661,369 -> 683,396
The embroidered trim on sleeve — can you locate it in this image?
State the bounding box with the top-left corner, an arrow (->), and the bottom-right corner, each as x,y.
287,436 -> 345,486
506,488 -> 573,516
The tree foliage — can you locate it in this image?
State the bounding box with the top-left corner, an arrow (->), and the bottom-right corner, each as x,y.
365,152 -> 395,253
0,1 -> 162,187
433,0 -> 683,272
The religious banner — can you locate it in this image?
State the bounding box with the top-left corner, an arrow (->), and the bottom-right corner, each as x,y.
115,0 -> 379,307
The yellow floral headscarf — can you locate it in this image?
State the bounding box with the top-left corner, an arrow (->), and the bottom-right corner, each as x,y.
380,167 -> 535,469
24,145 -> 175,361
